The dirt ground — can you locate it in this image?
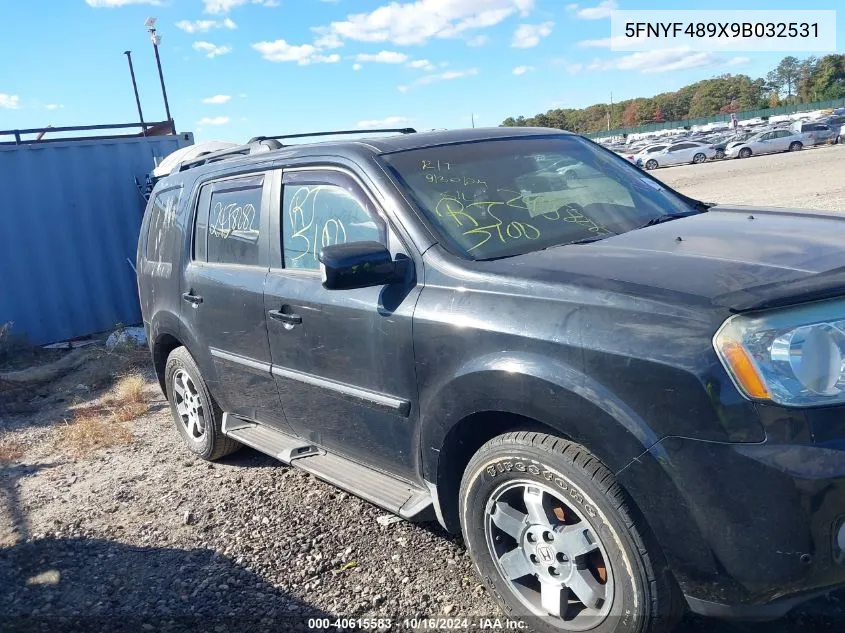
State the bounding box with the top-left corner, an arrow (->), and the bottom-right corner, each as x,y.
653,143 -> 845,211
2,148 -> 845,632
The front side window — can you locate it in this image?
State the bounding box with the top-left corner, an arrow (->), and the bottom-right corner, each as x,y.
206,174 -> 264,266
382,135 -> 697,260
146,187 -> 182,263
281,172 -> 384,270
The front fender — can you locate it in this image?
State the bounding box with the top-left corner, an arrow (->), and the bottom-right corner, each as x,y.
420,351 -> 660,481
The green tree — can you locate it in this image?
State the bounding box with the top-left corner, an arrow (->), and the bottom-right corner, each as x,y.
767,55 -> 801,98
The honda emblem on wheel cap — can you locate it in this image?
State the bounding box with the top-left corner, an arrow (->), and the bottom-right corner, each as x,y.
537,545 -> 554,563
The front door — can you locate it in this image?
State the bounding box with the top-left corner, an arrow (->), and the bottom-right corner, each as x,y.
182,171 -> 290,433
264,167 -> 422,481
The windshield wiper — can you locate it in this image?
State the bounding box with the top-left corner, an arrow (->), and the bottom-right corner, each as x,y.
638,211 -> 699,229
567,234 -> 615,245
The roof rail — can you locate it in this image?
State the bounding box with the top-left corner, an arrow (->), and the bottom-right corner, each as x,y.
174,139 -> 283,173
248,128 -> 417,144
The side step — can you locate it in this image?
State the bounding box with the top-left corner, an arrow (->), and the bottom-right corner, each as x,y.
222,415 -> 434,522
222,414 -> 319,462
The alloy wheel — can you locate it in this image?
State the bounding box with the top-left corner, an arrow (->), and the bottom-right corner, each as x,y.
484,480 -> 613,630
172,369 -> 207,440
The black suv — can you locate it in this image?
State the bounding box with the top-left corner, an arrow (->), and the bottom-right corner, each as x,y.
138,127 -> 845,633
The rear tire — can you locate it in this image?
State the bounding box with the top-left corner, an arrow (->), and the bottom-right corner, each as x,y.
789,141 -> 803,152
645,159 -> 658,170
692,153 -> 706,164
715,150 -> 725,160
164,346 -> 241,461
459,432 -> 682,633
738,148 -> 752,159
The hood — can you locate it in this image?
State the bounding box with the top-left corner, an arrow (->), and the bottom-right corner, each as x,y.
477,206 -> 845,312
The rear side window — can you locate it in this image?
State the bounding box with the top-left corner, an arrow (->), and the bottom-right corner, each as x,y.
205,174 -> 264,266
145,187 -> 182,263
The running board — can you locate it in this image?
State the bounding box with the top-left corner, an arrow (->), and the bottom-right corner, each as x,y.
222,414 -> 319,462
221,415 -> 434,522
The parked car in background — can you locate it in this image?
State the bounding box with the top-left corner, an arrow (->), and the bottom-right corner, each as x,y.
638,140 -> 716,169
790,121 -> 837,146
725,129 -> 804,158
711,130 -> 757,159
820,115 -> 845,143
612,148 -> 637,163
632,143 -> 669,164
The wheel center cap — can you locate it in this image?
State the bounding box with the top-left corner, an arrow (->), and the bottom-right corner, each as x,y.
536,544 -> 555,564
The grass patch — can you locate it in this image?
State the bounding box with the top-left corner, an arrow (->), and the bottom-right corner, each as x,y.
0,433 -> 25,465
53,410 -> 135,459
52,372 -> 150,459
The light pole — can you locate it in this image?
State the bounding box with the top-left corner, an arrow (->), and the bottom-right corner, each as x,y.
145,17 -> 174,132
123,51 -> 146,135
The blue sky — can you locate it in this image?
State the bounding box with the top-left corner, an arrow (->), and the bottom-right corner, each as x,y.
1,0 -> 841,142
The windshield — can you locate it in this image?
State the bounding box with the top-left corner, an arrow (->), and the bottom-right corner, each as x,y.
381,135 -> 696,260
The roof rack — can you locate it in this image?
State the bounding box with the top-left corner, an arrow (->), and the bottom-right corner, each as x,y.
248,128 -> 417,144
174,138 -> 283,173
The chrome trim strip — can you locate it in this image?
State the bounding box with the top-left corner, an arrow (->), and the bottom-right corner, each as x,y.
271,365 -> 411,417
209,347 -> 272,373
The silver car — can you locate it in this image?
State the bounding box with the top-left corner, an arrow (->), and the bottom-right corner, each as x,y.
725,129 -> 804,159
790,121 -> 837,146
638,141 -> 716,169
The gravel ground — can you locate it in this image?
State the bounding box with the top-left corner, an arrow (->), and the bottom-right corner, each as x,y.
3,147 -> 845,632
652,143 -> 845,211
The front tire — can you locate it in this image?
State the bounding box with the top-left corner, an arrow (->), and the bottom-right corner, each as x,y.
789,141 -> 803,151
738,147 -> 752,159
715,149 -> 725,160
644,159 -> 658,171
460,432 -> 681,633
164,346 -> 241,461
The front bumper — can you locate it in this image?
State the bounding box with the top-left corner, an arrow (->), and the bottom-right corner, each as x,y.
619,434 -> 845,619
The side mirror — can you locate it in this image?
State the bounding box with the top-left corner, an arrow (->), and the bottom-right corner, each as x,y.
318,241 -> 404,290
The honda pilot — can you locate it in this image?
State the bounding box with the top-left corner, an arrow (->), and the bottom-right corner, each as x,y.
137,127 -> 845,633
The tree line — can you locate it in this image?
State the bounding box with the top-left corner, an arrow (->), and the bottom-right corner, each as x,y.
501,54 -> 845,133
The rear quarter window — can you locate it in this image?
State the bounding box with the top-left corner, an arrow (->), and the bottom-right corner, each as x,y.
145,187 -> 183,263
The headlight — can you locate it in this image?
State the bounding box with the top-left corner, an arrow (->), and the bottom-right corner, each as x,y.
714,299 -> 845,406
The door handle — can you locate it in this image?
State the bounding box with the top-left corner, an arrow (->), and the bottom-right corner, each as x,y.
182,292 -> 203,306
268,309 -> 302,325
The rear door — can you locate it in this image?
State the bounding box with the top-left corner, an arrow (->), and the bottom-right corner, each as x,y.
181,171 -> 290,433
263,166 -> 423,481
664,142 -> 695,165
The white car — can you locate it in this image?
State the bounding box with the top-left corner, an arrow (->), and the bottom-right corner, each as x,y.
637,141 -> 716,170
725,129 -> 804,159
632,143 -> 670,165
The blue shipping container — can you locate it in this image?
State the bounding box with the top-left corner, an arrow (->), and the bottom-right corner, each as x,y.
0,133 -> 194,345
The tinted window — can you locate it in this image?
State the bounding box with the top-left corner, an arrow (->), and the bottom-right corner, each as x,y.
382,136 -> 696,260
145,187 -> 182,263
206,174 -> 264,266
282,178 -> 383,270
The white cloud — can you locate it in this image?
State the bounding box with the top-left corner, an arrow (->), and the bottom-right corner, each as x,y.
197,116 -> 230,125
353,63 -> 363,71
45,104 -> 64,110
577,35 -> 647,48
354,50 -> 408,64
317,0 -> 534,46
511,21 -> 552,48
512,65 -> 535,75
589,48 -> 721,73
85,0 -> 160,7
203,0 -> 276,14
0,94 -> 20,109
400,67 -> 479,92
315,32 -> 344,49
357,116 -> 411,128
566,0 -> 616,20
467,34 -> 489,46
193,41 -> 233,58
202,94 -> 232,104
176,18 -> 237,33
408,59 -> 436,71
252,39 -> 341,65
727,56 -> 751,66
